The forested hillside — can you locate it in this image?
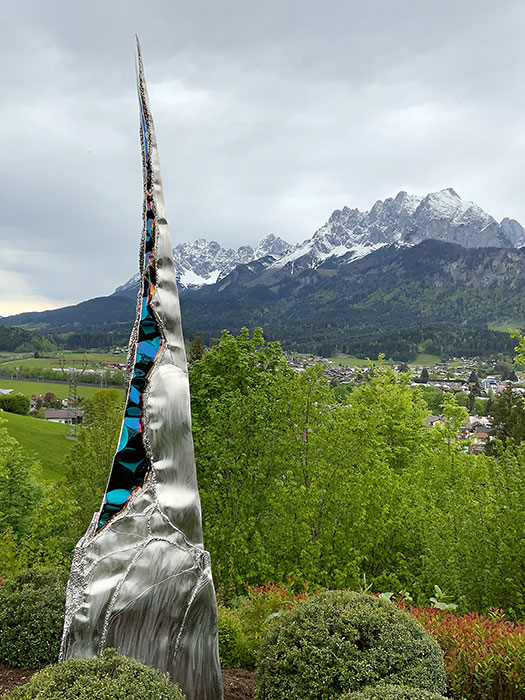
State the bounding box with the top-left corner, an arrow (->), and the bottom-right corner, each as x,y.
2,240 -> 524,359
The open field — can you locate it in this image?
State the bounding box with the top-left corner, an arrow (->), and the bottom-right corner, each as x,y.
489,321 -> 518,333
2,412 -> 72,481
0,378 -> 125,401
412,353 -> 442,366
0,352 -> 127,370
0,352 -> 33,364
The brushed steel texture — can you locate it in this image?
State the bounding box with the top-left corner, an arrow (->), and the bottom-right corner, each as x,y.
60,38 -> 223,700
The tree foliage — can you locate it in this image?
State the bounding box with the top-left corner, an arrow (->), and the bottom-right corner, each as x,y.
64,389 -> 123,526
0,393 -> 30,415
190,329 -> 525,616
0,417 -> 42,538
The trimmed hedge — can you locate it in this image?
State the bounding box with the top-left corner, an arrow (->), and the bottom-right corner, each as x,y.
0,567 -> 67,668
340,685 -> 448,700
255,591 -> 447,700
3,649 -> 185,700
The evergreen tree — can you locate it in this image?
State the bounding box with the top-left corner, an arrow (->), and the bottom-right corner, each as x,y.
468,369 -> 479,387
188,332 -> 205,363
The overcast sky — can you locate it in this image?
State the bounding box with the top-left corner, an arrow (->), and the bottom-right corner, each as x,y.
2,0 -> 525,316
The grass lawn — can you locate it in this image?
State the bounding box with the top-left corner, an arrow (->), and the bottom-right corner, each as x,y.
0,378 -> 125,401
0,352 -> 127,370
2,412 -> 72,481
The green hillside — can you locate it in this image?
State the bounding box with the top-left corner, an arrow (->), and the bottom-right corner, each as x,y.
2,411 -> 72,481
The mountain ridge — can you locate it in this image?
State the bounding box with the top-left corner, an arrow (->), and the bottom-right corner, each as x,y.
112,188 -> 525,298
2,188 -> 525,359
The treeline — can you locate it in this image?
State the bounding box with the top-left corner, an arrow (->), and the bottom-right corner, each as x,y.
190,324 -> 517,361
0,326 -> 57,353
51,330 -> 131,351
0,363 -> 125,386
1,322 -> 516,361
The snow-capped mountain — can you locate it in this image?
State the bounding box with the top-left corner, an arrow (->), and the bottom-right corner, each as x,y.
270,188 -> 523,273
113,234 -> 291,296
114,189 -> 525,297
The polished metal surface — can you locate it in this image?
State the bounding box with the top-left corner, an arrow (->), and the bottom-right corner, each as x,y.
60,38 -> 223,700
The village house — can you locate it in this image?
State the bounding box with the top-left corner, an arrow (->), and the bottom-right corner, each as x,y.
44,408 -> 84,425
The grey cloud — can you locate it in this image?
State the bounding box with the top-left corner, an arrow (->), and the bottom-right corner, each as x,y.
2,0 -> 525,313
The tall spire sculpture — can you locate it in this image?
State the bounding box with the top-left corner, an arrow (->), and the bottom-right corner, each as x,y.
60,39 -> 223,700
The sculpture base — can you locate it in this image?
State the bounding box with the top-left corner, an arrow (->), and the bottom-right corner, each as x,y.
60,483 -> 223,700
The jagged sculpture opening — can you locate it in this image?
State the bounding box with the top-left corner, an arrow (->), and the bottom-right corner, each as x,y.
60,39 -> 223,700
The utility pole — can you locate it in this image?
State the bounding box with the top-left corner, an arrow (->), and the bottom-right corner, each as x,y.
59,353 -> 88,440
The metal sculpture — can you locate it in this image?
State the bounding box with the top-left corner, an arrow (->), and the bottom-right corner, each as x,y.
60,38 -> 223,700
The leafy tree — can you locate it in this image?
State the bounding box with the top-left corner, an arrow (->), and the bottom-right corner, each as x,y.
64,389 -> 123,526
190,328 -> 295,596
0,417 -> 42,537
511,328 -> 525,366
437,393 -> 468,450
417,386 -> 444,414
474,397 -> 488,416
0,393 -> 30,415
418,368 -> 429,383
454,391 -> 469,408
21,484 -> 82,569
486,385 -> 525,453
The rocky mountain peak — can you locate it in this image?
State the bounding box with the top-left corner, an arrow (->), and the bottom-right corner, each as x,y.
254,234 -> 291,258
114,188 -> 525,297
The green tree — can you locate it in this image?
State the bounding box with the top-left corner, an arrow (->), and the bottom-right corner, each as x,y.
0,393 -> 30,415
188,331 -> 205,363
437,393 -> 468,451
0,416 -> 42,537
468,369 -> 479,387
486,385 -> 525,453
511,328 -> 525,368
65,389 -> 123,526
418,386 -> 444,414
190,328 -> 295,596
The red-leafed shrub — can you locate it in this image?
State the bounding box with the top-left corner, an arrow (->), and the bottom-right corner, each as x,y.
404,605 -> 525,700
236,582 -> 310,667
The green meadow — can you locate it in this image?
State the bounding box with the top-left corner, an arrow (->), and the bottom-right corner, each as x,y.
1,411 -> 72,481
0,352 -> 127,371
0,378 -> 125,401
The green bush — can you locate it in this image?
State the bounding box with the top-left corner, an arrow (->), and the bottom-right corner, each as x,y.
0,567 -> 67,668
255,591 -> 447,700
217,605 -> 250,668
3,648 -> 185,700
340,685 -> 447,700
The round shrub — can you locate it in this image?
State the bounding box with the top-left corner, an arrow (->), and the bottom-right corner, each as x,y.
340,685 -> 448,700
3,649 -> 185,700
255,591 -> 447,700
218,605 -> 251,668
0,567 -> 68,668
